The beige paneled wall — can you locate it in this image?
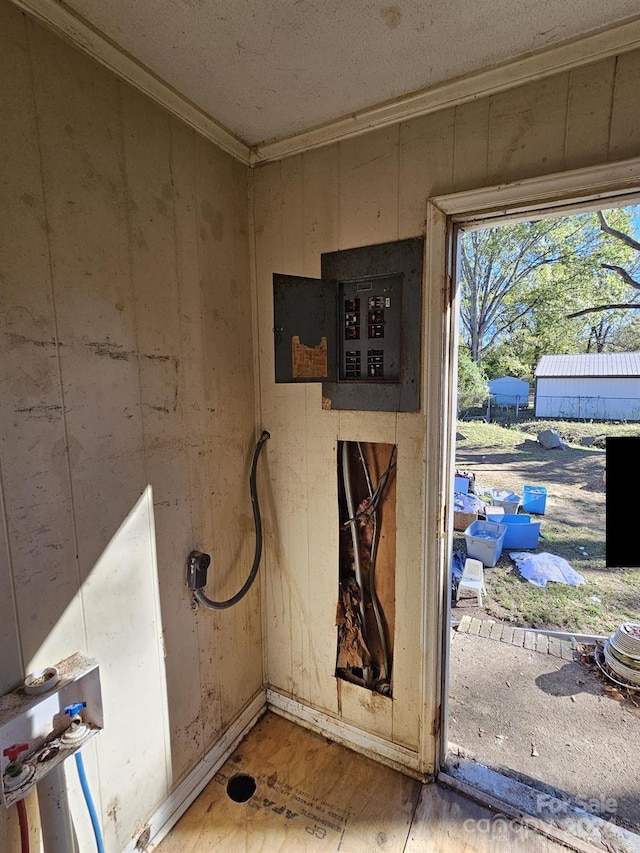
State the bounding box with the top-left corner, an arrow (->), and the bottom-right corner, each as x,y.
253,49 -> 640,762
0,3 -> 259,851
3,0 -> 640,845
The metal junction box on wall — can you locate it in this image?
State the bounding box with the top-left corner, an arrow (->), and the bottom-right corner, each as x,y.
273,237 -> 424,412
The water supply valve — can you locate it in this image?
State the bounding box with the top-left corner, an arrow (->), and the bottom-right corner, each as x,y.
64,703 -> 86,721
3,743 -> 29,776
0,652 -> 103,808
2,743 -> 34,793
62,702 -> 90,746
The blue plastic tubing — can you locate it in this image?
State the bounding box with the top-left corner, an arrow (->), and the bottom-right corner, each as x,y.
74,751 -> 105,853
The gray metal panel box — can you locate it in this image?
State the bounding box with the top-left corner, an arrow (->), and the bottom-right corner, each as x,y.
272,237 -> 423,411
322,237 -> 423,412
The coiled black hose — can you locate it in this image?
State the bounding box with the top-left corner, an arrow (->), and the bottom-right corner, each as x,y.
194,430 -> 270,610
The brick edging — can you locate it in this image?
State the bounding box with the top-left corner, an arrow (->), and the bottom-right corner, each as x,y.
454,616 -> 574,661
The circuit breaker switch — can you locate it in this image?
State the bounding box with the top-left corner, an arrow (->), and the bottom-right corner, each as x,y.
367,350 -> 384,377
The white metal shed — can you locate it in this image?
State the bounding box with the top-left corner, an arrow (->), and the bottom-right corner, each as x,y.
534,353 -> 640,420
488,376 -> 530,407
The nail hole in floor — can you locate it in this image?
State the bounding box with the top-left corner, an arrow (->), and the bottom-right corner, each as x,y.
226,773 -> 257,803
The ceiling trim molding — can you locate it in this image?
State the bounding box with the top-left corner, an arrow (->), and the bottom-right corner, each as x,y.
10,0 -> 252,165
10,0 -> 640,168
252,17 -> 640,165
432,155 -> 640,222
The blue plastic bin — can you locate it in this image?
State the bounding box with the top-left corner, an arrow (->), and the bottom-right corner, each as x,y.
522,485 -> 547,515
501,514 -> 541,549
454,476 -> 469,494
464,519 -> 507,567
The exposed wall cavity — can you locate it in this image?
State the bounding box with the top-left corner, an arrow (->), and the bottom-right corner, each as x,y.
336,441 -> 396,697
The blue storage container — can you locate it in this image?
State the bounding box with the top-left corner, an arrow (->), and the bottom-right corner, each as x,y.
500,514 -> 541,549
454,476 -> 469,494
464,519 -> 507,567
522,485 -> 547,515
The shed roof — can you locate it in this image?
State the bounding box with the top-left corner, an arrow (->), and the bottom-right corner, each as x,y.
489,376 -> 529,387
535,353 -> 640,378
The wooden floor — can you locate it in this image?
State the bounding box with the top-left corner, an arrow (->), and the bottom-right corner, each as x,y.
156,713 -> 574,852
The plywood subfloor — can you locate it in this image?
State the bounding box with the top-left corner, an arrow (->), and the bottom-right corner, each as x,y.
156,713 -> 575,852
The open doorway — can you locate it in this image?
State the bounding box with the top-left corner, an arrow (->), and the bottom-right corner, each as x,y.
429,166 -> 640,840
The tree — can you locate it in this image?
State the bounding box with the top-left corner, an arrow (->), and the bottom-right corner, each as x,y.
566,209 -> 640,318
459,205 -> 640,370
598,210 -> 640,287
457,348 -> 488,415
481,346 -> 532,381
458,217 -> 600,365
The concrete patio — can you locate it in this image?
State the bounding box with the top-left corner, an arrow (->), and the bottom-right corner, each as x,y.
448,620 -> 640,833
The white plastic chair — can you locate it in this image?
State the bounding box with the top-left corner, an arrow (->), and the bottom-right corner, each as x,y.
456,558 -> 487,607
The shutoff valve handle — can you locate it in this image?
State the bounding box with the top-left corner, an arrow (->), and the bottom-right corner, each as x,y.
64,702 -> 86,719
3,743 -> 28,762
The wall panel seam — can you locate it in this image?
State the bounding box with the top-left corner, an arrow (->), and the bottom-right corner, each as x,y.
0,458 -> 24,676
117,79 -> 173,795
606,55 -> 620,161
24,15 -> 87,653
187,127 -> 210,758
562,71 -> 572,166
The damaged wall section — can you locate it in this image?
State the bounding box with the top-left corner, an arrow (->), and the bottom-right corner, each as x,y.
336,441 -> 396,697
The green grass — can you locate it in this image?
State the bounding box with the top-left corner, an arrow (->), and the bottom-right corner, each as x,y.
511,418 -> 640,446
454,525 -> 640,635
458,418 -> 639,450
458,419 -> 529,450
482,560 -> 640,635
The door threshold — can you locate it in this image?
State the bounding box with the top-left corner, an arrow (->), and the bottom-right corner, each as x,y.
441,752 -> 639,853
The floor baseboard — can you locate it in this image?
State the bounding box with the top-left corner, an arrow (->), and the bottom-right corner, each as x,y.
266,687 -> 425,780
123,689 -> 267,852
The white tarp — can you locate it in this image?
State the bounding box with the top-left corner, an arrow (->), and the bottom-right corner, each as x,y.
509,551 -> 586,588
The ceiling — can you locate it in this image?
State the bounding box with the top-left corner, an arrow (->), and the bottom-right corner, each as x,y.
25,0 -> 640,149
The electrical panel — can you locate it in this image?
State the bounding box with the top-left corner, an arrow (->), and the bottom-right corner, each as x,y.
273,237 -> 423,412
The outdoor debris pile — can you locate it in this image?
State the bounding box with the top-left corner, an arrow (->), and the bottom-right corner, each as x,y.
452,469 -> 592,601
600,623 -> 640,688
509,551 -> 586,587
453,474 -> 549,566
578,635 -> 640,701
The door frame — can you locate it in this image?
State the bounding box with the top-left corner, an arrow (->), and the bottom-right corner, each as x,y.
418,154 -> 640,776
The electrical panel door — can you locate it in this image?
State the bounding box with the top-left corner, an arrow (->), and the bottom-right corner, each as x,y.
273,274 -> 336,383
272,237 -> 423,411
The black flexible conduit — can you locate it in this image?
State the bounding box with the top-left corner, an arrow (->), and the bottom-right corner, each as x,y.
194,430 -> 270,610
